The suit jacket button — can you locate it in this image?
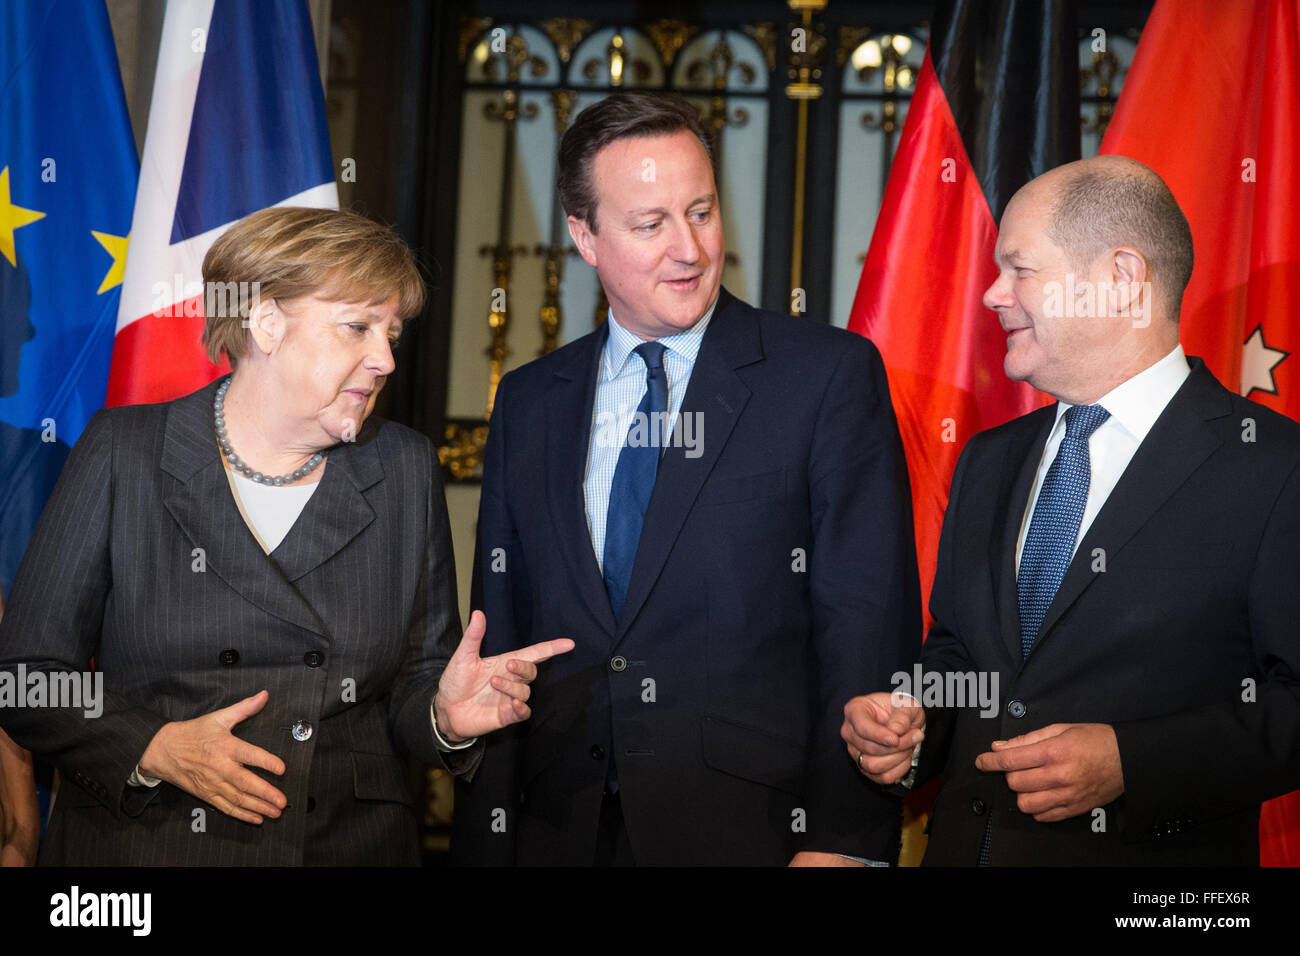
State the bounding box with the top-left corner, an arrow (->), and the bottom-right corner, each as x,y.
218,649 -> 240,665
307,796 -> 317,813
291,720 -> 314,742
590,744 -> 605,760
609,656 -> 627,672
1006,699 -> 1027,719
303,650 -> 324,668
971,798 -> 986,815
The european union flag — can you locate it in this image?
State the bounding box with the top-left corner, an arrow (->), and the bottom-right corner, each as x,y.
0,0 -> 137,598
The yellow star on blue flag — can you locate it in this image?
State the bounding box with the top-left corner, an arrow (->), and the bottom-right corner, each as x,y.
0,166 -> 46,267
91,230 -> 129,294
0,0 -> 138,609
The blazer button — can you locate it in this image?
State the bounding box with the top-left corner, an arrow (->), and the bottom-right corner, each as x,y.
303,650 -> 324,668
307,796 -> 317,813
590,744 -> 605,760
291,720 -> 314,742
1006,699 -> 1027,719
609,656 -> 627,672
218,649 -> 240,666
970,798 -> 986,816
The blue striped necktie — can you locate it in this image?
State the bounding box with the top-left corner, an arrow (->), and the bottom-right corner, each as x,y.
603,341 -> 668,620
981,403 -> 1111,864
1017,403 -> 1110,658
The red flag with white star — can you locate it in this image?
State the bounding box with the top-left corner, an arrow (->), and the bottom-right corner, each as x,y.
1101,0 -> 1300,865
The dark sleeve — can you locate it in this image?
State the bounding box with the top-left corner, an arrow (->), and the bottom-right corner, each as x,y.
0,410 -> 170,818
388,433 -> 482,775
798,336 -> 922,860
914,439 -> 979,786
1112,456 -> 1300,834
449,373 -> 527,865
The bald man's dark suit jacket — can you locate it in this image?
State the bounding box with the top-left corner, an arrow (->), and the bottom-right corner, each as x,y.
917,358 -> 1300,865
450,288 -> 920,866
0,378 -> 475,865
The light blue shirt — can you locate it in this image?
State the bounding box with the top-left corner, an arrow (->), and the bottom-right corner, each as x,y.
583,300 -> 716,571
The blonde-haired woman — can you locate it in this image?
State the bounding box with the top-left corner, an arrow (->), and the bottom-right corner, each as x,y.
0,207 -> 569,865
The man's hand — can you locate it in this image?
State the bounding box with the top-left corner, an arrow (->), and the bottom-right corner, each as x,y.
841,691 -> 925,785
433,610 -> 575,741
789,851 -> 867,867
138,690 -> 287,825
974,722 -> 1124,822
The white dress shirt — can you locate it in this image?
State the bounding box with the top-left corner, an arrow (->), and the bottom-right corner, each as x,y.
1015,343 -> 1192,574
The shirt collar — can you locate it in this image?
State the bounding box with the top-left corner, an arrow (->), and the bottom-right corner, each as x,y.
1052,342 -> 1191,443
602,295 -> 718,381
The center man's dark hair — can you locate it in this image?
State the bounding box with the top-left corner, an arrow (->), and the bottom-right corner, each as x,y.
1047,163 -> 1195,319
557,92 -> 713,234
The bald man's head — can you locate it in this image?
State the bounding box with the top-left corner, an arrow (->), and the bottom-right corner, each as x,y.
1037,156 -> 1194,318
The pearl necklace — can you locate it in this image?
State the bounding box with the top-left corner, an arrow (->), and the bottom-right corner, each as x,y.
214,377 -> 325,486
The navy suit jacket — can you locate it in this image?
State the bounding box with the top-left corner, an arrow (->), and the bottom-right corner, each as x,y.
918,359 -> 1300,865
451,288 -> 920,865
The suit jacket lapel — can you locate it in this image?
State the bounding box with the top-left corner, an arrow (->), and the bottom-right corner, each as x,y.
993,408 -> 1057,663
160,378 -> 370,640
546,327 -> 619,638
1030,358 -> 1230,654
615,290 -> 760,640
271,419 -> 381,583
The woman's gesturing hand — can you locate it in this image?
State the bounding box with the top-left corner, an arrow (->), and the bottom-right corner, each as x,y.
138,690 -> 287,825
433,610 -> 575,741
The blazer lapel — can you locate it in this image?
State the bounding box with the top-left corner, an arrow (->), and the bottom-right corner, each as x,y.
161,379 -> 334,639
615,290 -> 759,639
992,407 -> 1057,663
1031,358 -> 1230,653
270,419 -> 381,583
546,327 -> 619,638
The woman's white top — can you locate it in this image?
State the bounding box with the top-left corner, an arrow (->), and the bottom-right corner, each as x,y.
227,468 -> 320,553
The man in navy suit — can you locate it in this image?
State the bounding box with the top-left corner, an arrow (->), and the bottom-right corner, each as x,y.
844,155 -> 1300,865
450,93 -> 919,866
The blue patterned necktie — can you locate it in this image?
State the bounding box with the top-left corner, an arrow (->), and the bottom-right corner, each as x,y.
1017,403 -> 1110,658
603,341 -> 668,620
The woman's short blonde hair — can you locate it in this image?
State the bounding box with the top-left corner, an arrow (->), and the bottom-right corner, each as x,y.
201,206 -> 425,368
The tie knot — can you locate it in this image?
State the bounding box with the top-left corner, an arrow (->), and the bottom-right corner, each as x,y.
634,341 -> 666,375
1063,403 -> 1110,442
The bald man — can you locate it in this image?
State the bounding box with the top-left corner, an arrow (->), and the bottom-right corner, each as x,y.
843,156 -> 1300,865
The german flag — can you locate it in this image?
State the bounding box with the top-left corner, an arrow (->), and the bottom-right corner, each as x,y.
847,0 -> 1080,864
848,0 -> 1078,636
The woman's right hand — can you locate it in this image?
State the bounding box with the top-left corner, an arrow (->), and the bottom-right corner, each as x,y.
139,690 -> 287,824
0,726 -> 40,866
